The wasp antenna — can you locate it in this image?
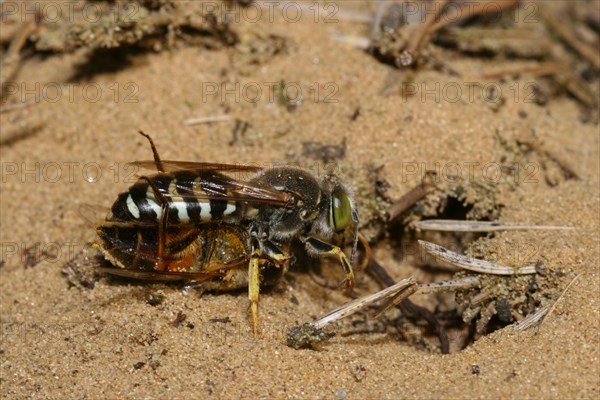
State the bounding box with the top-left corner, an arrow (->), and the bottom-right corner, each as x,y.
137,130 -> 164,172
357,233 -> 372,271
350,208 -> 360,268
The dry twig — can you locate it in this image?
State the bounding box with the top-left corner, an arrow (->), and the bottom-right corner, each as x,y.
1,21 -> 39,99
399,0 -> 450,67
482,62 -> 571,80
388,171 -> 436,221
401,0 -> 520,67
539,6 -> 600,70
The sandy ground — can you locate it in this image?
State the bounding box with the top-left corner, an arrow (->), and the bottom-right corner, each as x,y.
1,1 -> 599,398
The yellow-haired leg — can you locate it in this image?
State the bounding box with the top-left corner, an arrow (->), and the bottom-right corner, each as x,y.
326,245 -> 355,292
248,254 -> 261,338
304,237 -> 355,293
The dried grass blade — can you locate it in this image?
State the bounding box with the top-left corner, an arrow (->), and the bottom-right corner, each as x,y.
183,115 -> 232,126
312,277 -> 418,330
514,305 -> 551,332
415,220 -> 574,232
515,272 -> 585,331
417,277 -> 481,294
419,240 -> 537,275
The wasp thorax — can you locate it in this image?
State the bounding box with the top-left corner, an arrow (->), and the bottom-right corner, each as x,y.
252,167 -> 325,239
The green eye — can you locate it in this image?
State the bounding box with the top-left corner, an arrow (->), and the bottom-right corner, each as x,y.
330,191 -> 352,232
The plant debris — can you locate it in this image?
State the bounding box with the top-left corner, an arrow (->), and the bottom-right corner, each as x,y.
367,0 -> 599,117
419,240 -> 537,275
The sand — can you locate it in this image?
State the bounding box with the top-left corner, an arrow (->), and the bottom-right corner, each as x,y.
1,1 -> 599,398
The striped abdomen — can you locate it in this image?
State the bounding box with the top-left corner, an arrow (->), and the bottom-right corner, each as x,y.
108,171 -> 238,225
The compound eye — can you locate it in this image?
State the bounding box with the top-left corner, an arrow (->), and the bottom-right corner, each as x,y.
330,190 -> 352,233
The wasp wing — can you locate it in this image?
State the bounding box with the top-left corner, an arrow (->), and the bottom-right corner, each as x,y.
128,160 -> 262,174
80,204 -> 165,228
134,169 -> 292,208
79,204 -> 110,227
170,171 -> 293,206
80,204 -> 164,228
98,163 -> 296,230
129,161 -> 292,206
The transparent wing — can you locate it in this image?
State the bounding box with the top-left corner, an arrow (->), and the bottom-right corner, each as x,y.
167,173 -> 293,207
79,204 -> 109,227
128,160 -> 263,174
138,166 -> 294,208
80,204 -> 160,228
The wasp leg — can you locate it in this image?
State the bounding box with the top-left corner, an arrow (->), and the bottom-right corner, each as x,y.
303,237 -> 355,292
156,202 -> 170,270
260,240 -> 290,263
248,250 -> 261,338
247,240 -> 289,337
137,176 -> 170,271
136,131 -> 170,270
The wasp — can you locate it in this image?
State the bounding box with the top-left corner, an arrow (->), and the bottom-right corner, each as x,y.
93,132 -> 360,336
